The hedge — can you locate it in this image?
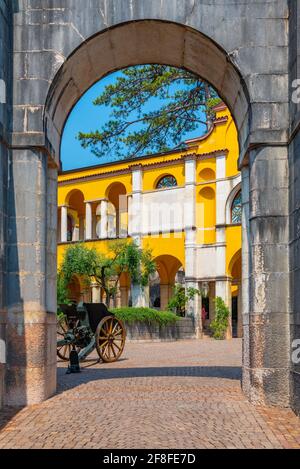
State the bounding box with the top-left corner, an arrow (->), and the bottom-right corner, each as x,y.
111,307 -> 179,326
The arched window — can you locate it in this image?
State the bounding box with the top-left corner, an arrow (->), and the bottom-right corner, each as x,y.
231,191 -> 242,224
156,175 -> 177,189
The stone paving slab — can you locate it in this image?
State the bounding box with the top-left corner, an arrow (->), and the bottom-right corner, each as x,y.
0,339 -> 299,449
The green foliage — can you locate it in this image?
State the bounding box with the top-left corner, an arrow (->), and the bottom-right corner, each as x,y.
78,65 -> 221,158
167,284 -> 201,316
112,307 -> 179,326
57,272 -> 69,305
58,240 -> 156,305
210,297 -> 230,340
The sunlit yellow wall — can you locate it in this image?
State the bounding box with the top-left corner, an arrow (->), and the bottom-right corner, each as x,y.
58,104 -> 241,280
196,184 -> 216,244
58,173 -> 132,206
142,234 -> 185,267
226,225 -> 242,277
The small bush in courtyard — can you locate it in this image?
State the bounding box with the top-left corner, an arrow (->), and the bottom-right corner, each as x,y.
167,284 -> 201,316
111,307 -> 179,327
210,297 -> 230,340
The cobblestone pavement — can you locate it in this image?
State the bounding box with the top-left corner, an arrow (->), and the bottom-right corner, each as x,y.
0,339 -> 300,449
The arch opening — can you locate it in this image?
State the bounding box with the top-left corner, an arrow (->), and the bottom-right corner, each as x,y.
44,20 -> 250,165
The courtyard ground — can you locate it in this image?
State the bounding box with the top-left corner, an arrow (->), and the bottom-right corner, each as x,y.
0,339 -> 299,449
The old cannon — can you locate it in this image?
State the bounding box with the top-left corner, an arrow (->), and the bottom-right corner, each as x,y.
57,302 -> 126,363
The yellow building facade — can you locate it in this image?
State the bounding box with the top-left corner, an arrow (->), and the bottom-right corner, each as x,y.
57,103 -> 242,337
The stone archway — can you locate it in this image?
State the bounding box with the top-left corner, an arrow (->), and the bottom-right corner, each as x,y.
2,2 -> 295,414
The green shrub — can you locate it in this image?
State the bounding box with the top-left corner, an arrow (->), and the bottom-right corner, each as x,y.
210,297 -> 230,340
111,307 -> 179,326
167,284 -> 200,316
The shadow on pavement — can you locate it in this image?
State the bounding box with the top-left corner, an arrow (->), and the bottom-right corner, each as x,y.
57,365 -> 242,393
0,406 -> 23,432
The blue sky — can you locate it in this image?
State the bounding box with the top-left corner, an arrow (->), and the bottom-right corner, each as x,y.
61,69 -> 208,171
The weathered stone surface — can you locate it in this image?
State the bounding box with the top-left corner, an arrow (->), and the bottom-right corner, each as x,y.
125,318 -> 196,342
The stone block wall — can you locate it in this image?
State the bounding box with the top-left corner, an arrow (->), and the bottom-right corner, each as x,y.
0,0 -> 10,409
125,318 -> 196,342
289,0 -> 300,416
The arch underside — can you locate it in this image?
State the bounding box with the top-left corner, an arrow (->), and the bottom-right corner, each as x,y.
44,20 -> 249,166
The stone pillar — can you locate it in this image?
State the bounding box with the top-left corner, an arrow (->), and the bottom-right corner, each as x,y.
46,165 -> 58,316
100,199 -> 108,239
160,284 -> 170,310
184,155 -> 201,336
91,283 -> 101,303
60,205 -> 68,242
215,278 -> 232,339
243,147 -> 290,407
237,283 -> 243,338
6,149 -> 56,406
127,195 -> 132,236
120,286 -> 129,307
85,201 -> 92,240
186,280 -> 202,338
115,287 -> 122,308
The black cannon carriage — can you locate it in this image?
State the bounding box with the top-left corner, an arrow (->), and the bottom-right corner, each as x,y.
57,302 -> 126,363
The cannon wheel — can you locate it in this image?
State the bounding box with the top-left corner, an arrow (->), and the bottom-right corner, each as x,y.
95,315 -> 126,363
57,315 -> 80,361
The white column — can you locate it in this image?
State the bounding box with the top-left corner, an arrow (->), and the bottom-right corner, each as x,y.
127,195 -> 132,236
100,199 -> 108,239
91,283 -> 101,303
215,153 -> 227,258
131,165 -> 143,241
184,156 -> 197,270
184,155 -> 201,336
130,165 -> 149,307
85,202 -> 92,240
186,280 -> 202,338
61,205 -> 68,243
